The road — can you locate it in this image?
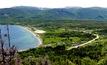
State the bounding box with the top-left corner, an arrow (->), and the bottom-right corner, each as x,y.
67,34 -> 99,50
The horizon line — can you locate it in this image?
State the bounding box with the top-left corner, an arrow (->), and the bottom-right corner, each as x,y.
0,5 -> 107,9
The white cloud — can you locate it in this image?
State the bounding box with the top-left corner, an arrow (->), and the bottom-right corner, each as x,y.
0,0 -> 107,8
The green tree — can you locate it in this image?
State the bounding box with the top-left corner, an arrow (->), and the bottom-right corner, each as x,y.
97,58 -> 107,65
81,57 -> 97,65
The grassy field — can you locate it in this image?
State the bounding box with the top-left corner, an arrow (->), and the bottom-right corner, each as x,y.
43,37 -> 81,44
70,37 -> 81,42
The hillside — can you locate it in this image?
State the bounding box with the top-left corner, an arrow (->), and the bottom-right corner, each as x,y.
0,6 -> 107,20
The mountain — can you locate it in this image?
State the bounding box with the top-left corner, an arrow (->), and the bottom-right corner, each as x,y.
0,6 -> 107,20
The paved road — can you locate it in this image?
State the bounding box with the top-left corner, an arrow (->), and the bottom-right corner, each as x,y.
67,34 -> 99,50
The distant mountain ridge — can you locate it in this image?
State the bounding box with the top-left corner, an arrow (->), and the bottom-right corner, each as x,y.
0,6 -> 107,20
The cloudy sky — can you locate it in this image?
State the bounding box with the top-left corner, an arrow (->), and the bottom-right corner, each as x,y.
0,0 -> 107,8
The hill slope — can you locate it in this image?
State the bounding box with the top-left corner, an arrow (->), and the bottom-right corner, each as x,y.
0,6 -> 107,20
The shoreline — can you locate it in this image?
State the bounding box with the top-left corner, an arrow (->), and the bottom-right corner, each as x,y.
18,26 -> 42,52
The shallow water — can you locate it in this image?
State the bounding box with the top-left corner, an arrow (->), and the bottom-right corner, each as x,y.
0,25 -> 39,50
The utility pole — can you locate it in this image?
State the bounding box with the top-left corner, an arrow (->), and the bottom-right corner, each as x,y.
7,25 -> 12,65
7,25 -> 11,47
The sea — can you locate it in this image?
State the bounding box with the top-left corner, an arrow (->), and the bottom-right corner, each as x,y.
0,25 -> 40,50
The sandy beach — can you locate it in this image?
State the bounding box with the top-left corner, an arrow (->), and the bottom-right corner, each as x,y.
18,26 -> 43,52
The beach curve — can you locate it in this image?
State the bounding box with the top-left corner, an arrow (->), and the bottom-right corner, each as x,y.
18,26 -> 43,52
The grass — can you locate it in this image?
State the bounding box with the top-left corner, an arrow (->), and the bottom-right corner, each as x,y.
70,37 -> 81,42
43,37 -> 63,44
43,37 -> 81,44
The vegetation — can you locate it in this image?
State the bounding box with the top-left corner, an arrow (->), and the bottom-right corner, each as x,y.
0,6 -> 107,20
0,19 -> 104,65
19,39 -> 107,65
1,17 -> 107,64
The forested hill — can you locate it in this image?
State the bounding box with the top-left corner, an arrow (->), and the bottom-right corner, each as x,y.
0,6 -> 107,20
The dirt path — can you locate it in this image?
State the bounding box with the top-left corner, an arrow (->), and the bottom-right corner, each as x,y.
67,34 -> 99,50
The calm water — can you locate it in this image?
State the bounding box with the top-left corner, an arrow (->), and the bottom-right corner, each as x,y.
1,25 -> 40,50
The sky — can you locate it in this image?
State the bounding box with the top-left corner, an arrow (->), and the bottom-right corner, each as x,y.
0,0 -> 107,8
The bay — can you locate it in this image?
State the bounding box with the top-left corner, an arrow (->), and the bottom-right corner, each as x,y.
0,25 -> 40,50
